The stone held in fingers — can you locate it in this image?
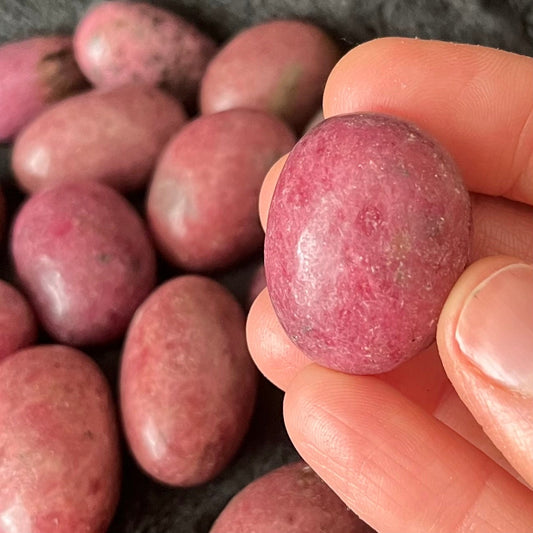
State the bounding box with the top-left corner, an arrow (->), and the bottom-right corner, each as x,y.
264,112 -> 471,374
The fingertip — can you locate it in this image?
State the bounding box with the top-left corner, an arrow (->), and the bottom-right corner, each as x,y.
246,287 -> 312,391
323,37 -> 533,204
469,194 -> 533,263
437,255 -> 528,379
437,256 -> 533,485
282,364 -> 322,436
282,365 -> 376,478
259,154 -> 289,231
283,361 -> 533,533
283,364 -> 348,417
323,37 -> 405,117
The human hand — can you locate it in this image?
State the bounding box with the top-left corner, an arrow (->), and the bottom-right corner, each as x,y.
247,37 -> 533,532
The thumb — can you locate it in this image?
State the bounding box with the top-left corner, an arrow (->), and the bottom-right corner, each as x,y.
437,256 -> 533,486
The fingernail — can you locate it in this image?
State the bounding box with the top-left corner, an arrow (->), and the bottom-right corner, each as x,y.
456,263 -> 533,396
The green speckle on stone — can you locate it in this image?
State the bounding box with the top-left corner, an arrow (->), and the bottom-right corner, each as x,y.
97,252 -> 112,263
268,63 -> 303,119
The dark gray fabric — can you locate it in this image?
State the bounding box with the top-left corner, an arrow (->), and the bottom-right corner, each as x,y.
0,0 -> 531,53
0,1 -> 529,531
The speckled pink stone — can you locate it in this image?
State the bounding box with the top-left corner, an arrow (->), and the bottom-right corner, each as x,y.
74,1 -> 216,107
0,345 -> 121,533
11,182 -> 157,346
147,109 -> 295,271
120,275 -> 257,486
210,461 -> 374,532
12,85 -> 187,193
200,19 -> 341,131
265,113 -> 471,374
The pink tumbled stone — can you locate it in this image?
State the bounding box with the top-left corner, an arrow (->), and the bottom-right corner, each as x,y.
120,275 -> 257,486
0,345 -> 121,533
265,113 -> 471,374
210,461 -> 374,532
11,182 -> 157,346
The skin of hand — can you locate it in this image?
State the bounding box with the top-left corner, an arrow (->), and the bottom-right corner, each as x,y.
247,37 -> 533,533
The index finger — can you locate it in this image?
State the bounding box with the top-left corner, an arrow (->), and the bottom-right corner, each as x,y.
324,37 -> 533,205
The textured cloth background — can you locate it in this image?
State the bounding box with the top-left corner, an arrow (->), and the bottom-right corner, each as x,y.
1,0 -> 533,53
0,1 -> 531,532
